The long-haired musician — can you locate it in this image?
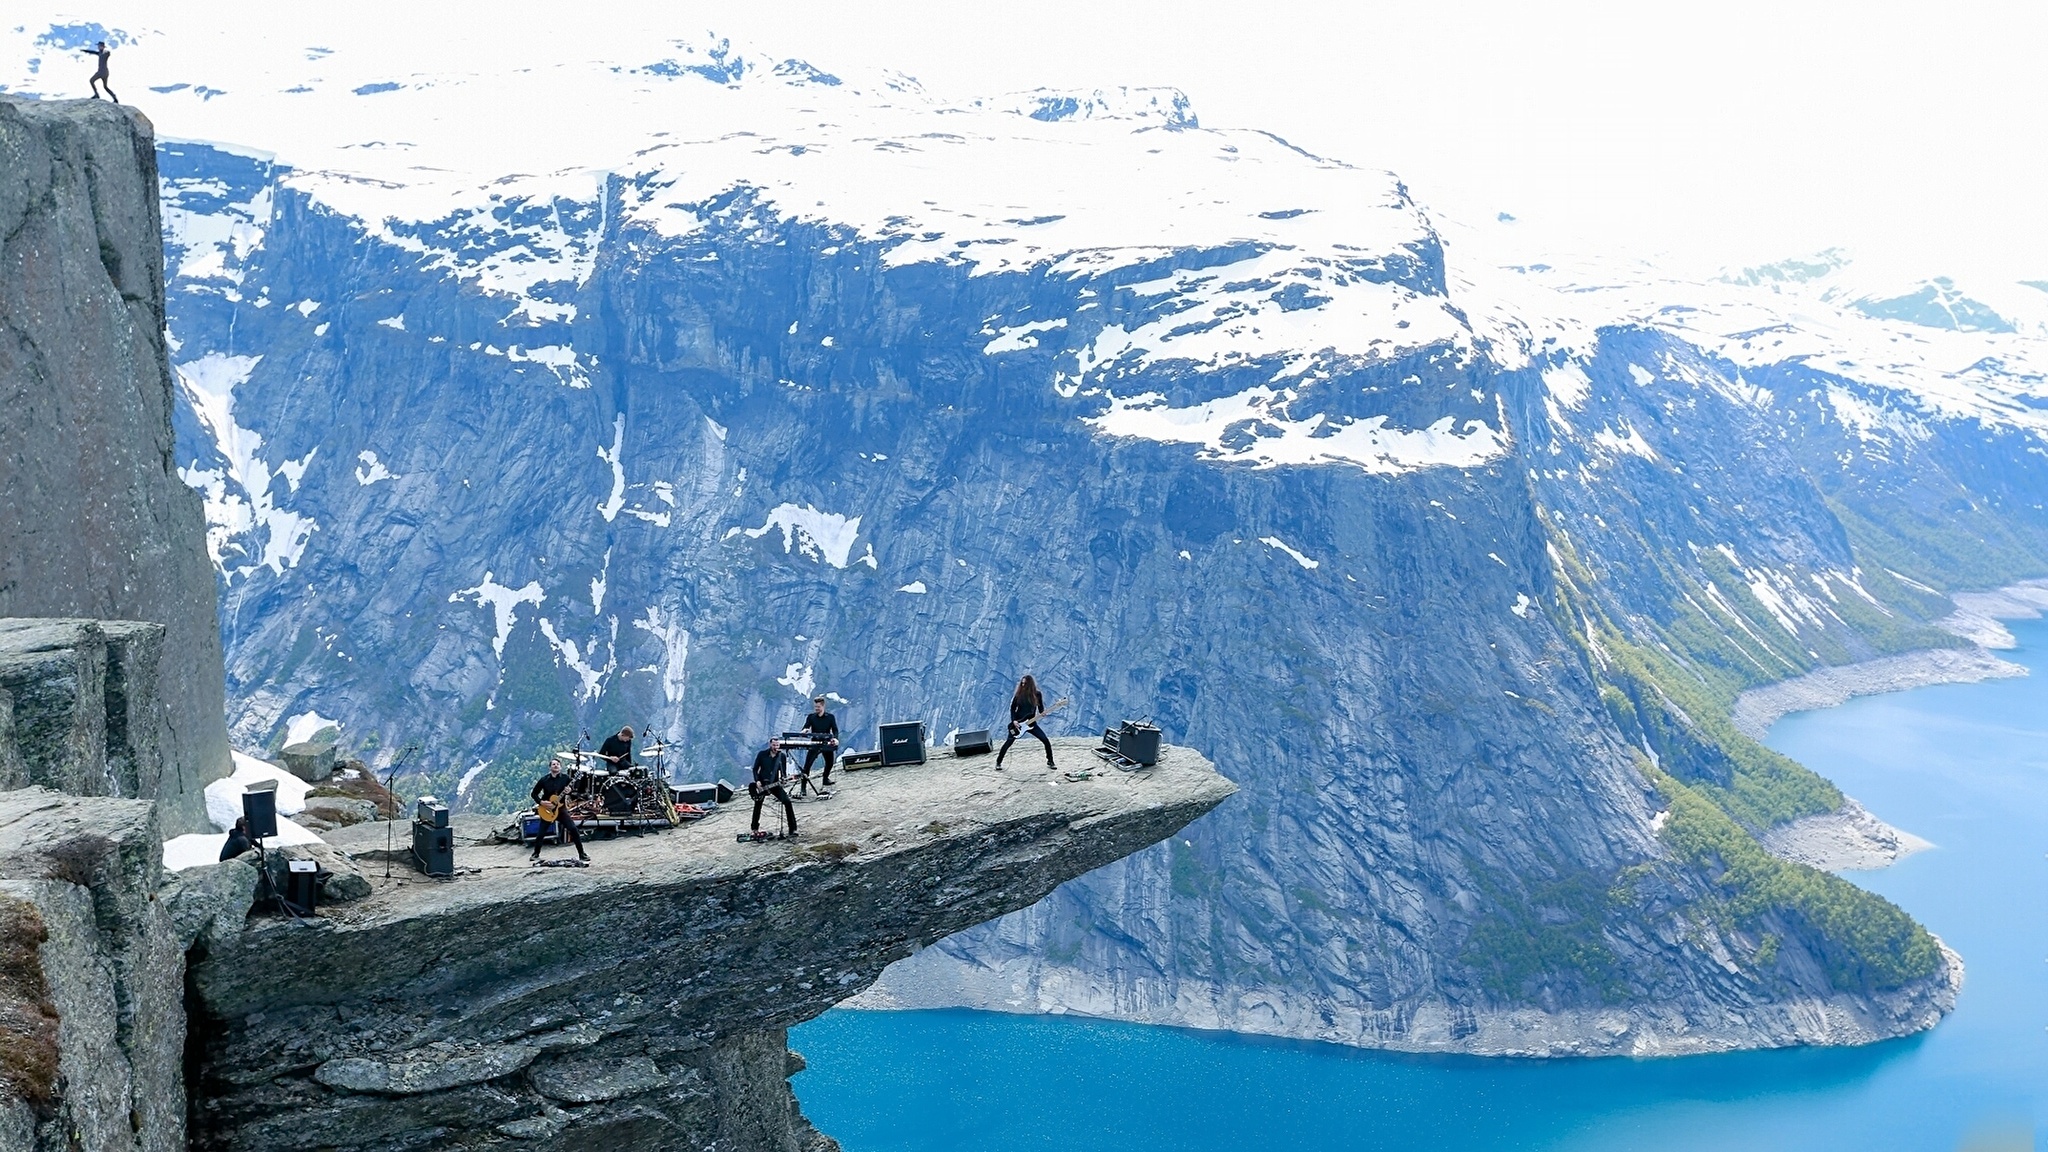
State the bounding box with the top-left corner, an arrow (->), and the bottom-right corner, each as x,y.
996,674 -> 1056,770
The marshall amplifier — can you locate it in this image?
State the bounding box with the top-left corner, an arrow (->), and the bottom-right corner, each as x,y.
842,750 -> 885,771
879,721 -> 927,767
953,729 -> 993,757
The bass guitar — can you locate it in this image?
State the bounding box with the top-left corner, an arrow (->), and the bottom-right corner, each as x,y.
1009,697 -> 1071,732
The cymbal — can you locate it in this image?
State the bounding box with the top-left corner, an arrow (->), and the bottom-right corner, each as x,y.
641,741 -> 673,754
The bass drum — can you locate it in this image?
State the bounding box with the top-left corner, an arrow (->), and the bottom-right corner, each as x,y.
601,779 -> 637,816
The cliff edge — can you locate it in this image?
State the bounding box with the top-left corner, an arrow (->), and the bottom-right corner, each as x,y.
181,740 -> 1233,1151
0,95 -> 230,834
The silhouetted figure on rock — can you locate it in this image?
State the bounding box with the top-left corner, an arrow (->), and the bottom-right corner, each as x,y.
83,41 -> 116,102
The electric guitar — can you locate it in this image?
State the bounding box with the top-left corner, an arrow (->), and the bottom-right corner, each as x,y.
1009,697 -> 1071,733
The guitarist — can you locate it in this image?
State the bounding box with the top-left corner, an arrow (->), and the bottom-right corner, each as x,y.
529,758 -> 590,863
996,674 -> 1057,770
595,726 -> 635,771
749,737 -> 799,838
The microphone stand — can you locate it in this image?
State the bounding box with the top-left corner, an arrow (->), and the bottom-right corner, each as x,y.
382,741 -> 421,881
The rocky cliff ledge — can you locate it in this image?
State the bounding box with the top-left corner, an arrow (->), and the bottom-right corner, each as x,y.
177,740 -> 1231,1151
0,96 -> 231,835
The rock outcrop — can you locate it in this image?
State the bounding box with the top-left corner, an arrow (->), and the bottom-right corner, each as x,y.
184,740 -> 1232,1150
0,787 -> 186,1152
0,96 -> 230,835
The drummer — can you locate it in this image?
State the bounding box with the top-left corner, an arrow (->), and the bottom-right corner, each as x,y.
596,726 -> 635,771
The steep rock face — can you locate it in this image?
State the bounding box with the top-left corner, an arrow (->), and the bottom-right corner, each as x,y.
140,131 -> 2000,1053
0,787 -> 186,1152
184,741 -> 1233,1151
0,96 -> 230,834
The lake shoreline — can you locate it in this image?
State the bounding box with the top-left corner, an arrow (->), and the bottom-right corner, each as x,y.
1728,578 -> 2048,873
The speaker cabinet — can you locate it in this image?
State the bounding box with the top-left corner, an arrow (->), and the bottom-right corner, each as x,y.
282,859 -> 319,914
1117,721 -> 1162,766
412,821 -> 454,877
415,796 -> 450,827
242,782 -> 279,839
880,721 -> 927,767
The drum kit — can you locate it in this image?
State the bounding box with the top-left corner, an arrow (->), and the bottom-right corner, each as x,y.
539,738 -> 683,832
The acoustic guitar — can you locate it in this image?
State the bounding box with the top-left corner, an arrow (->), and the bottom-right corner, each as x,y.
536,793 -> 567,824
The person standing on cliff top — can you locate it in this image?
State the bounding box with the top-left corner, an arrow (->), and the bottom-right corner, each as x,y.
82,41 -> 117,103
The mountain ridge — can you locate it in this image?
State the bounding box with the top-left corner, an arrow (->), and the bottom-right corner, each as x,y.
8,10 -> 2043,1054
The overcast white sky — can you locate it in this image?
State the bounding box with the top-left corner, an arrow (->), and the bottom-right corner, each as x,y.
702,0 -> 2047,280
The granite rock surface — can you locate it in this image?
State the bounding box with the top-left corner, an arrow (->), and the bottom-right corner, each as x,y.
184,740 -> 1232,1150
0,96 -> 230,834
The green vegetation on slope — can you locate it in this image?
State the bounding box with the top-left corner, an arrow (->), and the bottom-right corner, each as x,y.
1648,764 -> 1943,991
1596,629 -> 1841,829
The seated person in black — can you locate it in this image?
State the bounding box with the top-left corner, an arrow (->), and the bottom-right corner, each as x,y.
219,816 -> 253,861
530,758 -> 588,861
596,726 -> 634,771
800,696 -> 840,786
750,737 -> 798,836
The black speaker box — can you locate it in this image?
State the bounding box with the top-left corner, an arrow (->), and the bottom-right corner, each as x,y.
954,729 -> 992,756
880,721 -> 927,767
412,821 -> 454,877
1117,721 -> 1162,766
415,796 -> 450,828
282,858 -> 320,915
242,782 -> 279,839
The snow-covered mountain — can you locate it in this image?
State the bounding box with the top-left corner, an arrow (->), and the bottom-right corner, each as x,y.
9,8 -> 2047,1053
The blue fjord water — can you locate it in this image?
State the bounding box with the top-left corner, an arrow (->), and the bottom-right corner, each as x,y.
793,618 -> 2048,1151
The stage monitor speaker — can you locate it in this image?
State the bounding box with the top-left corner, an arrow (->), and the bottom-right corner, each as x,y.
1117,721 -> 1162,766
282,858 -> 319,914
415,796 -> 450,828
954,729 -> 993,756
412,820 -> 454,877
879,721 -> 927,767
242,782 -> 279,839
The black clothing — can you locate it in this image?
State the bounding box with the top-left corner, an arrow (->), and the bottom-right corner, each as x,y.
529,772 -> 586,858
999,687 -> 1052,767
751,783 -> 796,834
751,748 -> 790,788
597,733 -> 634,769
801,711 -> 839,784
749,746 -> 797,833
1009,690 -> 1045,725
801,744 -> 835,785
998,722 -> 1053,767
219,829 -> 251,861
